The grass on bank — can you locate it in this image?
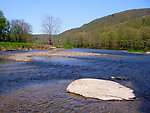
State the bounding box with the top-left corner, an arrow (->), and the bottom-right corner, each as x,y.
126,50 -> 148,53
56,44 -> 73,49
0,42 -> 35,51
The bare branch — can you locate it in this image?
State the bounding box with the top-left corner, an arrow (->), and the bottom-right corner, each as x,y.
42,15 -> 61,45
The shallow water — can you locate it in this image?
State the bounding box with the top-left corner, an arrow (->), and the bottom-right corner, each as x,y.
0,49 -> 150,112
0,49 -> 49,55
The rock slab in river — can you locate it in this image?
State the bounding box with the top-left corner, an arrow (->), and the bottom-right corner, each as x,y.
66,78 -> 135,100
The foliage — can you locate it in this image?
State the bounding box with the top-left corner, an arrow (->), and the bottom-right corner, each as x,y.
10,19 -> 33,43
0,10 -> 10,42
53,8 -> 150,51
0,10 -> 33,43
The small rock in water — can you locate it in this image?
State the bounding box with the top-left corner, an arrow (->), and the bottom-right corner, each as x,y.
110,76 -> 130,80
66,78 -> 135,100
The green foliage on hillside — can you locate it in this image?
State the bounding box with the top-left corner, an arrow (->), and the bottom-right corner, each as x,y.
54,8 -> 150,50
32,34 -> 49,44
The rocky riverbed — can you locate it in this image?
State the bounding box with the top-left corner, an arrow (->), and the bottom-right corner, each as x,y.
0,48 -> 150,112
0,50 -> 104,62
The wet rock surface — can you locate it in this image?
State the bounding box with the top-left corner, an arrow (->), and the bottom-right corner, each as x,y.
0,49 -> 150,112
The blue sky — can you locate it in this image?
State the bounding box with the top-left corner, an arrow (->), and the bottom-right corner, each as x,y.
1,0 -> 150,34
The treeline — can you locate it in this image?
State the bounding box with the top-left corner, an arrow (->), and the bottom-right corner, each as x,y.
0,10 -> 33,43
54,9 -> 150,50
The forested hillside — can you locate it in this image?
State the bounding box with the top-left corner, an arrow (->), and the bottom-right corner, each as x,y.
52,8 -> 150,50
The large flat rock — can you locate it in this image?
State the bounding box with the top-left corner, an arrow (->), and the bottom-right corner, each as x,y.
66,78 -> 135,100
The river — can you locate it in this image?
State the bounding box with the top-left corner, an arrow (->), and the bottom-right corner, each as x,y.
0,48 -> 150,112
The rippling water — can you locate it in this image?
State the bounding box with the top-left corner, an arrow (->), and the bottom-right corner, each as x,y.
0,49 -> 150,112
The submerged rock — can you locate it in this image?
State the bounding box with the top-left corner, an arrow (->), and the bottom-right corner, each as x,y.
67,78 -> 135,100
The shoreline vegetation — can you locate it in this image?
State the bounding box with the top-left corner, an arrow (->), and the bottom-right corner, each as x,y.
125,50 -> 150,54
56,44 -> 73,49
0,42 -> 74,52
0,42 -> 56,52
0,42 -> 34,51
0,42 -> 150,55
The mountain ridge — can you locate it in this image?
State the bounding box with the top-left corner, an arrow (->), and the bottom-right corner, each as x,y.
60,8 -> 150,35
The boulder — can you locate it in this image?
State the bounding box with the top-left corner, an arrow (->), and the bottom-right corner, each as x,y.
66,78 -> 135,100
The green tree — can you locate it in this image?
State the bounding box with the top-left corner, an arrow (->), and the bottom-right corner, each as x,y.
0,10 -> 10,42
121,27 -> 136,49
105,30 -> 118,49
10,19 -> 32,43
136,27 -> 150,49
98,32 -> 107,48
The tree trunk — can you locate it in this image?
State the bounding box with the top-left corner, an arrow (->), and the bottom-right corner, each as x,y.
49,37 -> 52,45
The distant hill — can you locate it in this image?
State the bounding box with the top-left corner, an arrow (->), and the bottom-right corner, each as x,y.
32,34 -> 49,44
33,8 -> 150,50
60,8 -> 150,35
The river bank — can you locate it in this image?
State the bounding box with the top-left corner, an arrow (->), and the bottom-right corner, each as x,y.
123,50 -> 150,54
0,50 -> 105,62
0,42 -> 57,52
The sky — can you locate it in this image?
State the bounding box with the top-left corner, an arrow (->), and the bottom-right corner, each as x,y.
1,0 -> 150,34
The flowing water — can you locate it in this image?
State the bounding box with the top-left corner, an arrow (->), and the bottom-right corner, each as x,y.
0,49 -> 150,113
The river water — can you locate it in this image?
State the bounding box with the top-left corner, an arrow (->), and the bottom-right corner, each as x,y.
0,49 -> 150,113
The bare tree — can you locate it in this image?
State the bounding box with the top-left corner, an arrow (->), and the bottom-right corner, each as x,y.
42,15 -> 61,45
